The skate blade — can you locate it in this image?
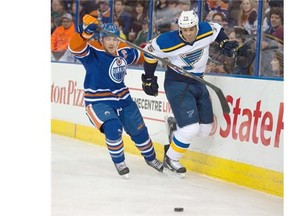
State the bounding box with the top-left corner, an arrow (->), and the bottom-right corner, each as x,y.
163,167 -> 185,179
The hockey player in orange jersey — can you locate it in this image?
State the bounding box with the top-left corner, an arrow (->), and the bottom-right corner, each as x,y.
69,14 -> 163,178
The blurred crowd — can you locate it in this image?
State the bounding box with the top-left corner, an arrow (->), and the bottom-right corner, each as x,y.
51,0 -> 283,78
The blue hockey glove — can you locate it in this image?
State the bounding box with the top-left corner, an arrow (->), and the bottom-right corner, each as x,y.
77,14 -> 99,40
219,39 -> 239,58
141,74 -> 158,96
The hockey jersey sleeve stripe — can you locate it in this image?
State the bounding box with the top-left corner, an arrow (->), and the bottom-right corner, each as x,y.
195,31 -> 213,41
144,55 -> 158,64
161,43 -> 185,53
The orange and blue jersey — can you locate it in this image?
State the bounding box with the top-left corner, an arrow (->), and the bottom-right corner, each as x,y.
68,34 -> 143,108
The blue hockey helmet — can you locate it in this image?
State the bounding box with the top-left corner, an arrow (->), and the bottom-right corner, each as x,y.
100,23 -> 120,38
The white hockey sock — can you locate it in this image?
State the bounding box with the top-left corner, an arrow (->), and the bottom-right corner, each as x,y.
166,136 -> 189,161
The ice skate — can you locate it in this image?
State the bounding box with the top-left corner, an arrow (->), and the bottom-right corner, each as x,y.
114,161 -> 130,179
163,144 -> 186,178
164,115 -> 177,144
146,158 -> 164,172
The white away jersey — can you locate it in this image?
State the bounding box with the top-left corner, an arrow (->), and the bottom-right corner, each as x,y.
144,22 -> 222,76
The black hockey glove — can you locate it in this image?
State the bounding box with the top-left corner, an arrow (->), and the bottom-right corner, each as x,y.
141,74 -> 158,96
236,43 -> 251,57
219,39 -> 239,58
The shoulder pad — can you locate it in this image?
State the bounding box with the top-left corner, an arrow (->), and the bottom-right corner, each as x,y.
156,31 -> 185,53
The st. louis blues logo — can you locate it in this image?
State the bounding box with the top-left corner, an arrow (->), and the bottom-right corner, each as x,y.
109,57 -> 127,83
187,110 -> 194,118
180,48 -> 203,71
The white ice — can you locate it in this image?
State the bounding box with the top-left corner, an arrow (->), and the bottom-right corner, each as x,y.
51,134 -> 283,216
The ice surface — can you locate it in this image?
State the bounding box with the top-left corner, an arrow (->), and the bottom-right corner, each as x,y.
51,134 -> 283,216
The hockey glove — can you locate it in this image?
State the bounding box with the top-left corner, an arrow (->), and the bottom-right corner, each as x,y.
236,43 -> 251,57
77,14 -> 99,40
219,39 -> 239,58
141,74 -> 158,96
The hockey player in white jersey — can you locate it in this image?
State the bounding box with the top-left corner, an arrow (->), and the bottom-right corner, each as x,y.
141,10 -> 244,176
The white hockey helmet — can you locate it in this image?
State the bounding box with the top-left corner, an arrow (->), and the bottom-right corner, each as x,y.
178,10 -> 199,29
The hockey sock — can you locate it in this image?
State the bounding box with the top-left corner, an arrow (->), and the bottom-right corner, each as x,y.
166,135 -> 190,161
131,127 -> 156,161
102,119 -> 125,164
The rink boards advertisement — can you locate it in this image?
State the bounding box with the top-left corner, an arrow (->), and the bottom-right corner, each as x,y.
51,63 -> 283,196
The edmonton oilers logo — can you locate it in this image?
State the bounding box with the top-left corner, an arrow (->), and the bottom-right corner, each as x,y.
109,57 -> 127,83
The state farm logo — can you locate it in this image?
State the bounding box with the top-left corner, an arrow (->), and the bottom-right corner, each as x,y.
217,96 -> 284,148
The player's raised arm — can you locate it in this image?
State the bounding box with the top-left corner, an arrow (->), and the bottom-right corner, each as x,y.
68,14 -> 99,54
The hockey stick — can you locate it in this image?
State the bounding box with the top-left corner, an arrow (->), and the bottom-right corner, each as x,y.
99,28 -> 231,114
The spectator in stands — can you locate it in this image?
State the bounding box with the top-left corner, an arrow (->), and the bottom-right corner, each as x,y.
264,7 -> 283,41
262,0 -> 271,32
227,0 -> 241,28
270,50 -> 283,77
98,0 -> 111,24
268,0 -> 283,10
51,0 -> 67,32
130,1 -> 147,36
260,7 -> 283,77
51,13 -> 76,61
238,0 -> 258,35
155,0 -> 178,33
156,0 -> 168,12
170,0 -> 192,31
208,12 -> 234,74
114,18 -> 127,40
204,0 -> 229,22
228,27 -> 254,75
123,0 -> 137,14
211,11 -> 228,31
177,0 -> 191,12
114,0 -> 132,37
260,44 -> 283,77
155,0 -> 169,33
79,0 -> 98,22
260,0 -> 282,32
132,18 -> 158,47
